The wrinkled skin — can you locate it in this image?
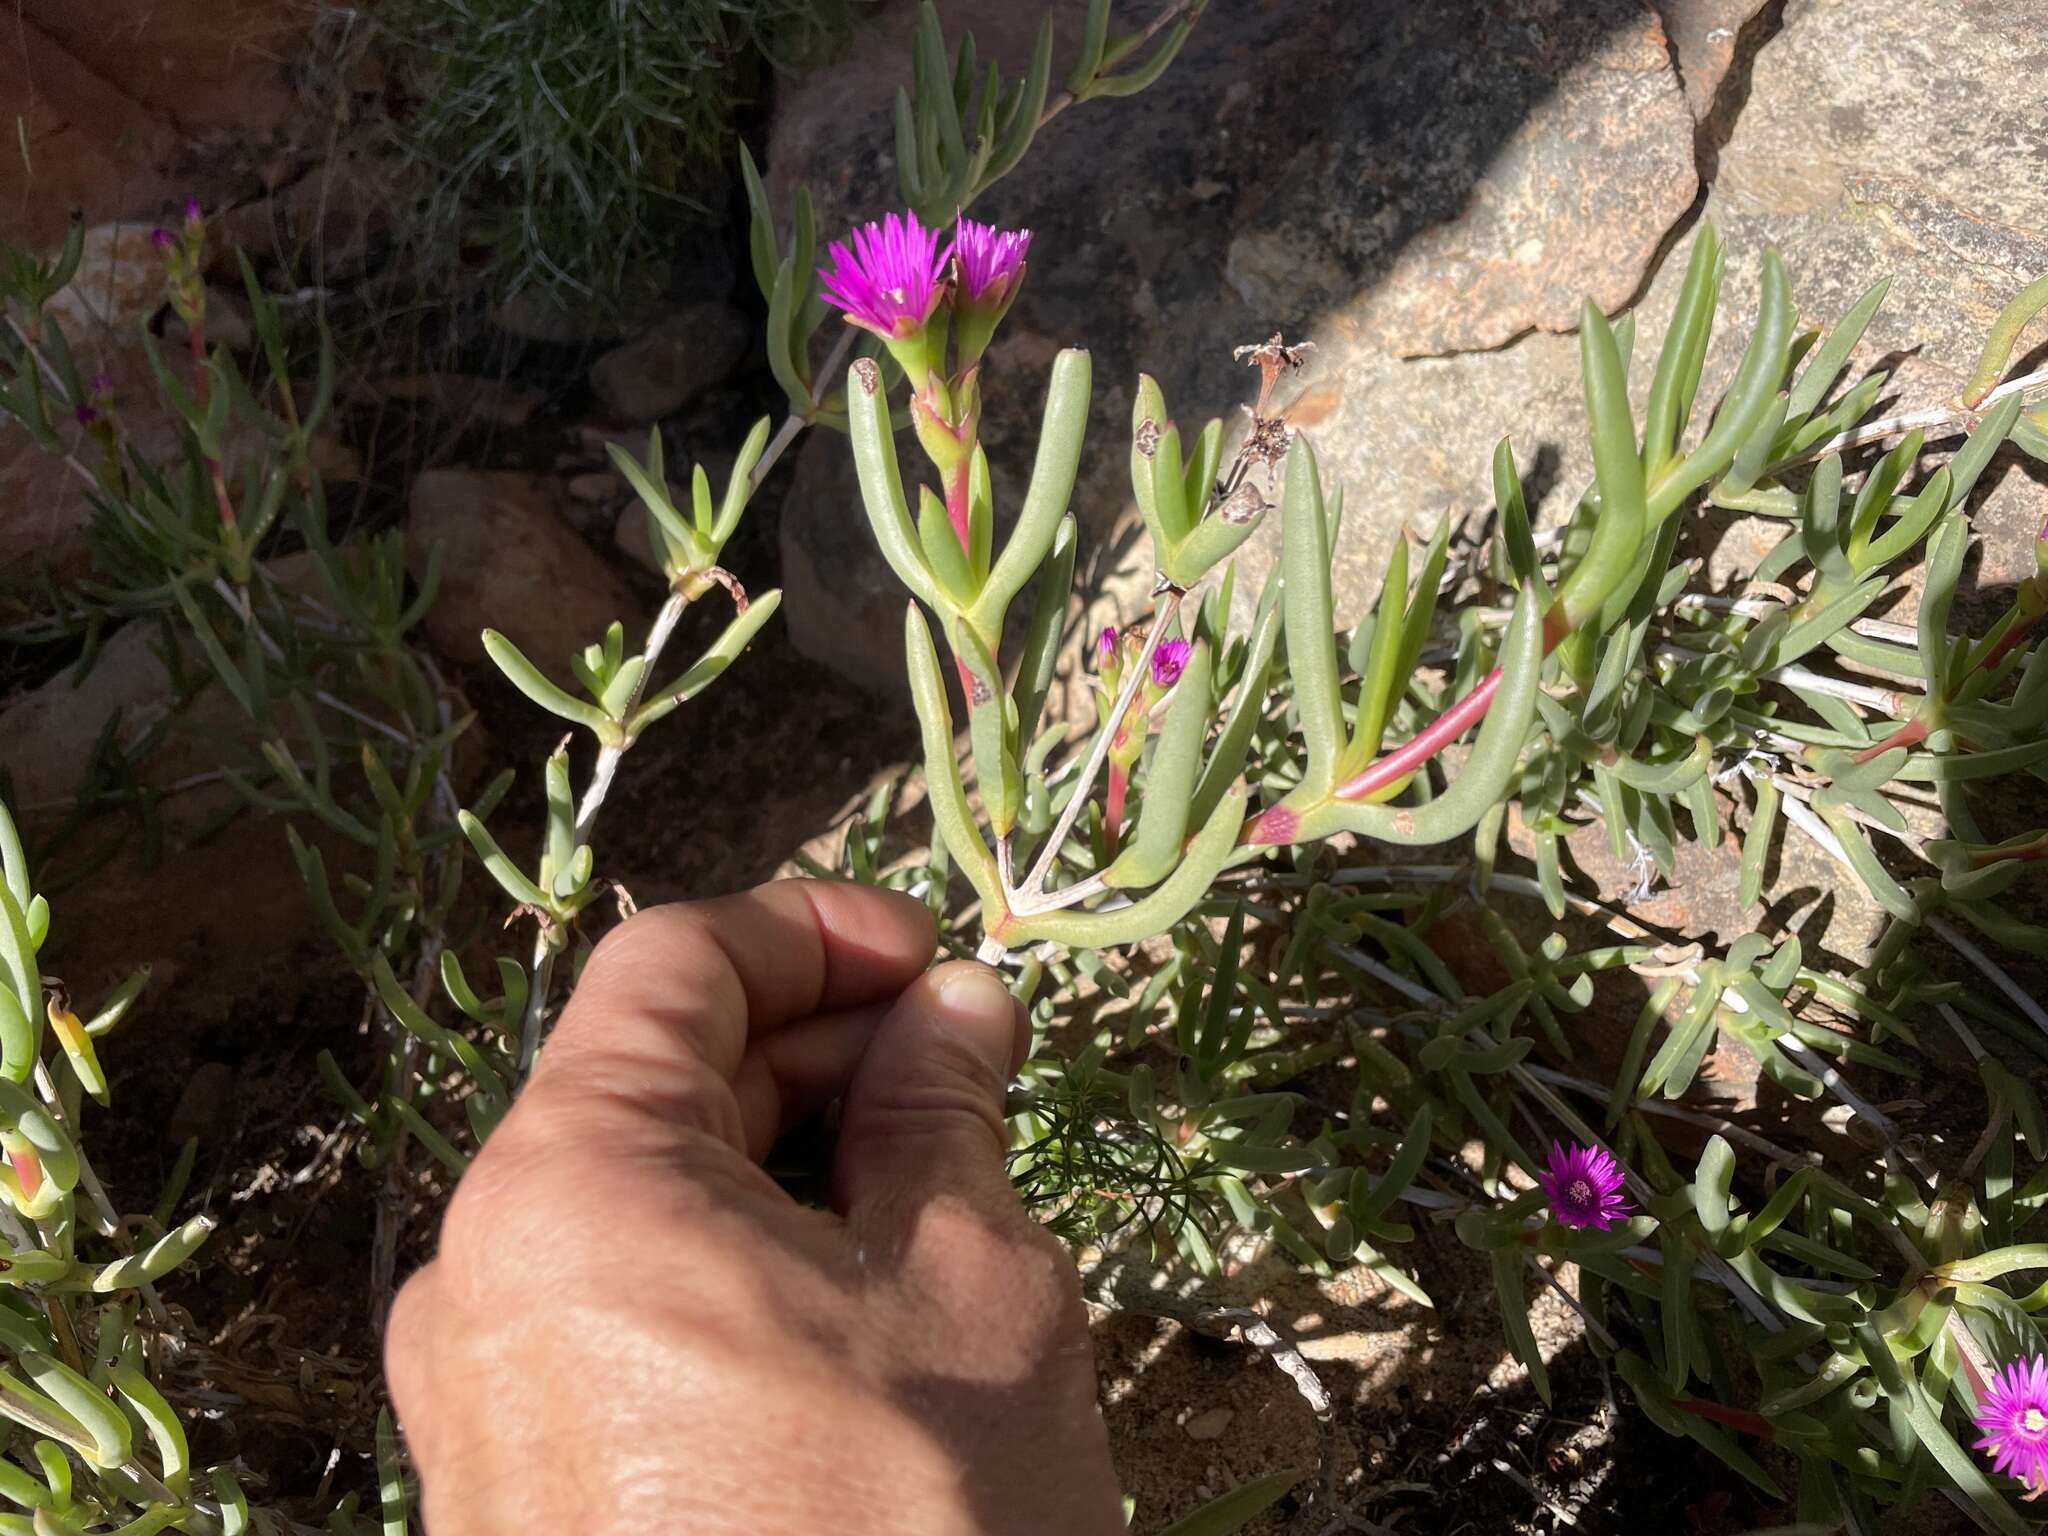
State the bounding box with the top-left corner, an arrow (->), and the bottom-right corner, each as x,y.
387,880 -> 1124,1535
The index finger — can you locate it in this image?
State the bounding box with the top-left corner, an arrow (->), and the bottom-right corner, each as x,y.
528,879 -> 937,1156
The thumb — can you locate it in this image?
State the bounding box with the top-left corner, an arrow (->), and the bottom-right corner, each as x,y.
832,960 -> 1030,1230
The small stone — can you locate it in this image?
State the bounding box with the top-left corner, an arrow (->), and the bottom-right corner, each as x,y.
571,424 -> 647,462
44,224 -> 172,333
613,501 -> 663,575
168,1063 -> 237,1146
590,304 -> 750,423
405,470 -> 645,683
490,267 -> 670,344
568,472 -> 623,504
377,375 -> 546,428
307,435 -> 362,484
1183,1407 -> 1234,1442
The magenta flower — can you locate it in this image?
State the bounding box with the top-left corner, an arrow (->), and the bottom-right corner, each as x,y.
74,404 -> 99,427
183,197 -> 204,227
1150,638 -> 1191,689
817,212 -> 950,341
1537,1141 -> 1630,1230
953,217 -> 1031,304
1096,626 -> 1119,668
1975,1355 -> 2048,1493
150,227 -> 174,254
952,215 -> 1030,366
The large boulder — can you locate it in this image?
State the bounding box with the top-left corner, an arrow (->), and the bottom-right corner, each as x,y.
0,2 -> 303,251
768,0 -> 2048,973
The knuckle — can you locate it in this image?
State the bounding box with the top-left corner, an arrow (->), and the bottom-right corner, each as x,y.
538,1052 -> 747,1153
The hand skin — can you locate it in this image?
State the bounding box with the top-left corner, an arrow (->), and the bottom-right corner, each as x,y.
386,880 -> 1124,1535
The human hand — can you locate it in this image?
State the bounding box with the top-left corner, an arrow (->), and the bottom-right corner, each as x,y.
386,880 -> 1123,1535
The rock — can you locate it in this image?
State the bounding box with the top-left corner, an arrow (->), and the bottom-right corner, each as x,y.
0,26 -> 178,252
571,472 -> 624,504
0,622 -> 228,818
1234,333 -> 1593,636
570,424 -> 649,463
1232,0 -> 2048,636
1234,2 -> 1698,357
590,304 -> 750,422
208,149 -> 422,286
25,0 -> 299,133
490,267 -> 672,345
1182,1407 -> 1233,1442
375,375 -> 547,429
613,500 -> 661,575
1626,0 -> 2048,632
44,225 -> 172,334
168,1062 -> 237,1145
405,470 -> 645,682
0,618 -> 339,1008
1652,0 -> 1775,122
0,2 -> 302,251
778,430 -> 910,697
307,434 -> 362,484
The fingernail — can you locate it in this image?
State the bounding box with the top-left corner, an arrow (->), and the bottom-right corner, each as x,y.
932,963 -> 1019,1076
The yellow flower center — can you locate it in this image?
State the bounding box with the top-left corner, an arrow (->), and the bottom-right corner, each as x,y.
2025,1408 -> 2046,1435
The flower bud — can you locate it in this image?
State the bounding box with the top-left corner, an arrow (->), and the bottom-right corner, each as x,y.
1094,625 -> 1123,695
951,216 -> 1031,368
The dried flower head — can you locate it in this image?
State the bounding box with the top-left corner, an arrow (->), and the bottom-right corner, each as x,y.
1150,638 -> 1191,689
817,212 -> 950,341
953,217 -> 1031,304
1537,1140 -> 1629,1230
1975,1355 -> 2048,1493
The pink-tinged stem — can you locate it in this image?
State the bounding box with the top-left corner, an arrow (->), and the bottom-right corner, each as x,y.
185,317 -> 238,530
1972,834 -> 2048,869
1104,762 -> 1128,852
1982,610 -> 2041,671
1852,716 -> 1928,765
945,464 -> 972,552
1336,665 -> 1504,801
1672,1397 -> 1775,1441
1241,610 -> 1569,847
